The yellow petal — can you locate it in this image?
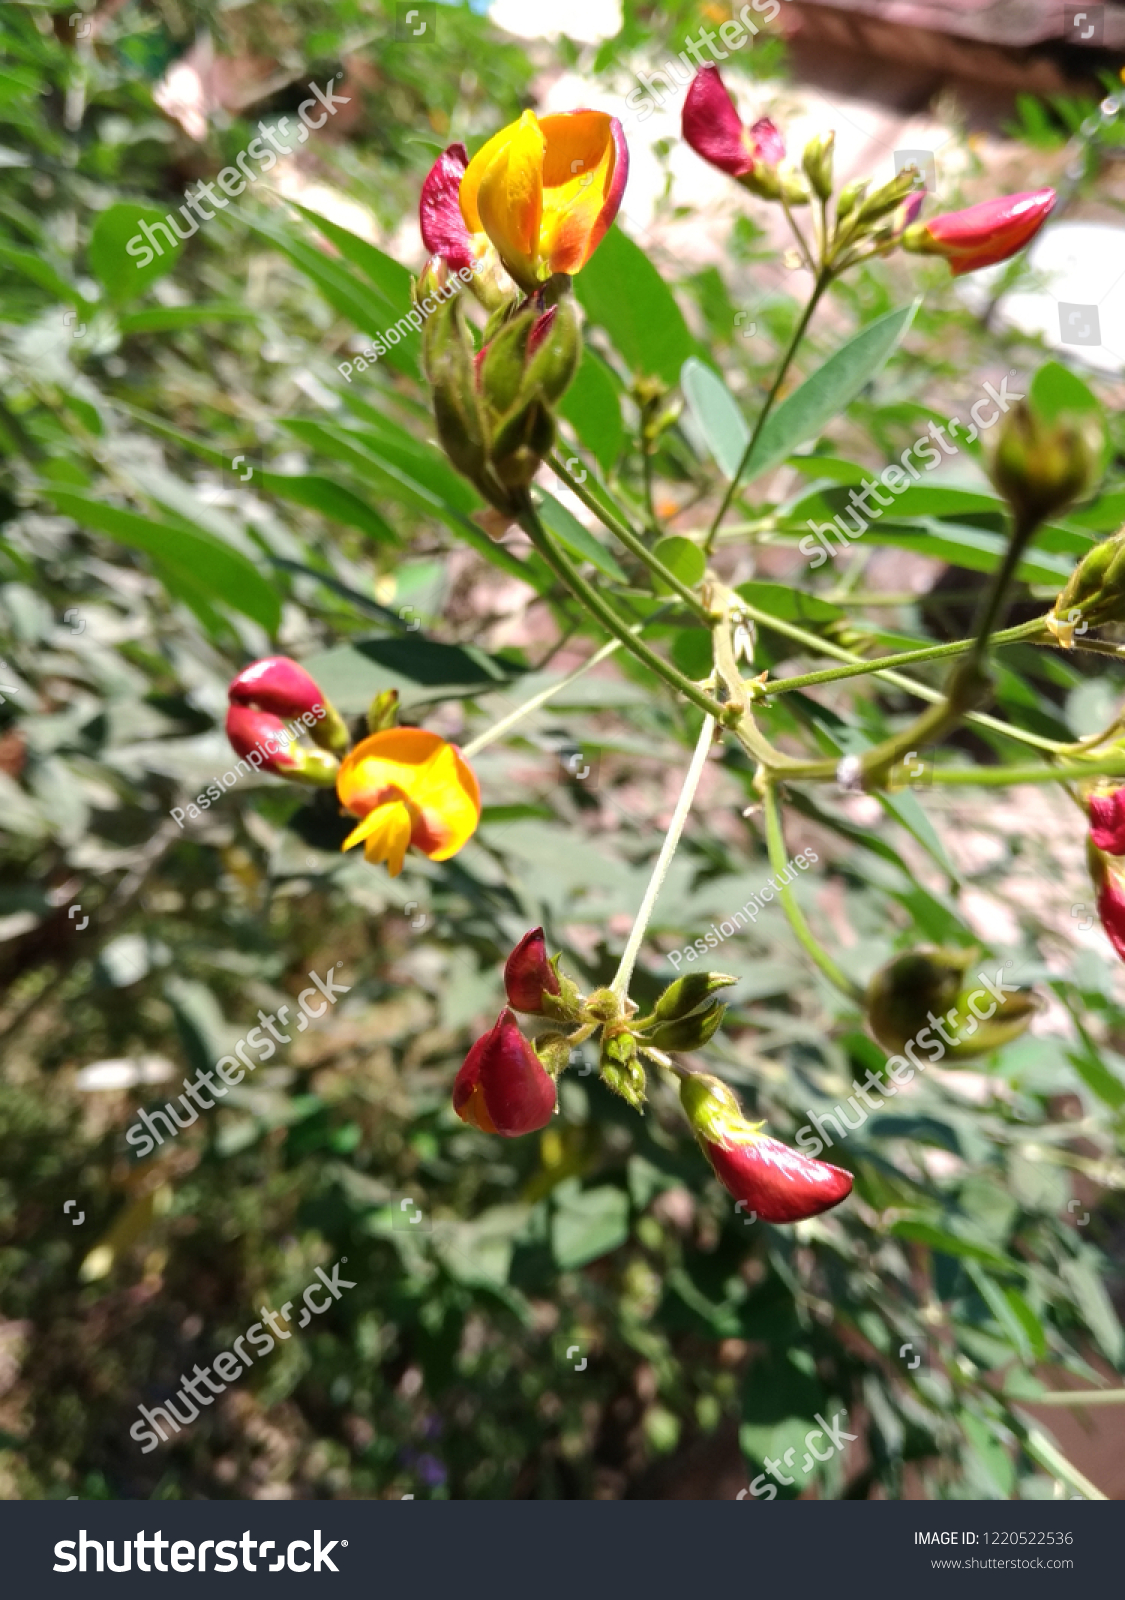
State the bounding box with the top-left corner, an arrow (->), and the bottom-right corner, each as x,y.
476,110 -> 545,286
341,799 -> 414,877
460,119 -> 520,234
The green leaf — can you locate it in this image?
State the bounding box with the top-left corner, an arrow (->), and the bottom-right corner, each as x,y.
257,470 -> 400,546
574,225 -> 697,385
289,202 -> 414,316
736,579 -> 843,625
550,1183 -> 629,1270
1030,359 -> 1110,476
0,242 -> 90,309
535,489 -> 628,581
243,213 -> 418,378
117,302 -> 254,334
558,347 -> 623,472
681,358 -> 750,478
652,535 -> 705,593
889,1220 -> 1020,1276
88,202 -> 183,304
740,300 -> 920,487
1059,1256 -> 1123,1364
301,635 -> 519,712
43,490 -> 280,633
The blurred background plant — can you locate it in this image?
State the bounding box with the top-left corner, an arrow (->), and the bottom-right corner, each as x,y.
1,0 -> 1124,1502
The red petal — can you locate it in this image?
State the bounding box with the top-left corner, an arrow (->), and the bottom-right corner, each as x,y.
504,927 -> 560,1012
228,656 -> 325,720
453,1009 -> 556,1137
1089,791 -> 1125,856
925,188 -> 1054,276
225,703 -> 300,775
420,142 -> 476,275
705,1133 -> 853,1224
682,65 -> 755,178
1097,875 -> 1125,963
748,115 -> 784,167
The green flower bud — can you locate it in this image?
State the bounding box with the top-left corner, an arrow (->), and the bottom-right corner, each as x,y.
835,179 -> 868,222
989,400 -> 1103,528
865,948 -> 1036,1064
641,1001 -> 726,1053
802,131 -> 835,201
600,1028 -> 646,1110
1048,528 -> 1125,646
651,971 -> 737,1023
857,166 -> 924,225
678,1070 -> 753,1146
422,292 -> 489,487
366,688 -> 399,734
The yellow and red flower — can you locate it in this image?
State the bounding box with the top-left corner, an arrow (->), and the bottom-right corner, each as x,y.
336,727 -> 481,877
450,108 -> 627,293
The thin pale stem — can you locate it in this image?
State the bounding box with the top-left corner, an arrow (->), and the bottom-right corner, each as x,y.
704,273 -> 831,554
610,714 -> 716,1000
1028,1390 -> 1125,1407
461,637 -> 621,760
1020,1425 -> 1108,1501
761,782 -> 864,1003
517,501 -> 733,725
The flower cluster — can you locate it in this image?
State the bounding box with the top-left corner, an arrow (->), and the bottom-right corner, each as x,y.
454,929 -> 854,1224
414,108 -> 626,515
681,62 -> 1054,277
224,657 -> 480,879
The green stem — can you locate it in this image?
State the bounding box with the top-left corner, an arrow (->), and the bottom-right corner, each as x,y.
517,501 -> 732,725
1027,1390 -> 1125,1407
760,619 -> 1046,698
734,599 -> 1065,756
928,759 -> 1123,786
704,273 -> 831,554
610,712 -> 716,1000
761,782 -> 864,1003
548,453 -> 711,623
969,510 -> 1041,670
1018,1424 -> 1107,1501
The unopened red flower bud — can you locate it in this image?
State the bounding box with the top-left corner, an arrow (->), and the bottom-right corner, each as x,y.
228,656 -> 349,756
682,65 -> 784,184
901,188 -> 1055,276
453,1008 -> 557,1137
504,927 -> 561,1013
224,703 -> 338,785
679,1073 -> 852,1225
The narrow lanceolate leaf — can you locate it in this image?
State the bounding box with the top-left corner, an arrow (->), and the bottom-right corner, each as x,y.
740,300 -> 920,488
535,490 -> 627,582
681,358 -> 750,478
43,489 -> 280,633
